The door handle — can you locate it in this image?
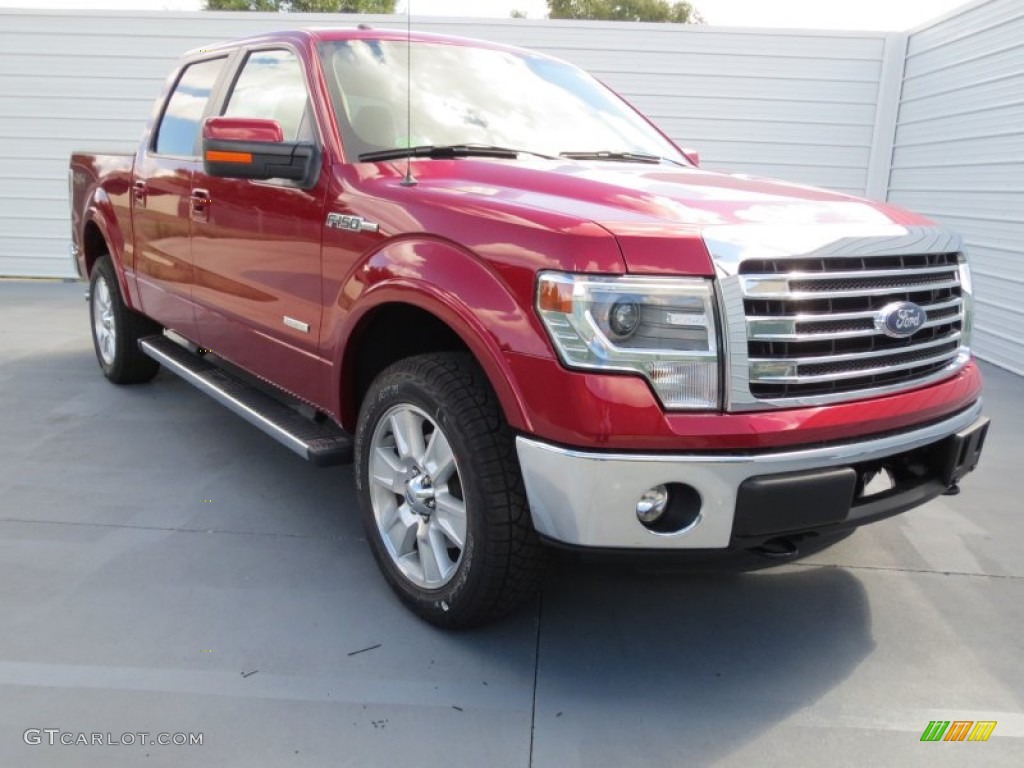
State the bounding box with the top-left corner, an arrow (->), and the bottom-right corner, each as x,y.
190,188 -> 211,221
132,180 -> 146,205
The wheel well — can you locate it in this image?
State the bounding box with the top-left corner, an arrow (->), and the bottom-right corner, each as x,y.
346,303 -> 469,423
82,220 -> 107,277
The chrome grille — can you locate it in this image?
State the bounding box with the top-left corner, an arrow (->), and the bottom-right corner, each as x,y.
740,252 -> 965,399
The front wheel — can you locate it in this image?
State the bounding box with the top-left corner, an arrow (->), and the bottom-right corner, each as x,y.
89,255 -> 162,384
354,352 -> 545,628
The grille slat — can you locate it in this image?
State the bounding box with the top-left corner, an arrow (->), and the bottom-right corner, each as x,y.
743,273 -> 960,299
741,252 -> 965,400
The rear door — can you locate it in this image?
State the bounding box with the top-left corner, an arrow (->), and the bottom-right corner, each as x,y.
133,56 -> 230,342
190,47 -> 331,405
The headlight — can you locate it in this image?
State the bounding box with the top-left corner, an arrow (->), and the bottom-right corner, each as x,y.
536,272 -> 720,409
958,252 -> 973,349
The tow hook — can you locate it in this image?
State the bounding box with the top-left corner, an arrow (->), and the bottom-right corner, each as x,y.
749,536 -> 800,559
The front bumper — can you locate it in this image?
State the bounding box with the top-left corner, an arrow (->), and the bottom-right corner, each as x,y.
70,242 -> 85,279
516,400 -> 987,550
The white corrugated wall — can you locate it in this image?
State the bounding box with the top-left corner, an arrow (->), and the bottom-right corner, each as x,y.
2,6 -> 1021,377
0,9 -> 887,279
887,0 -> 1024,376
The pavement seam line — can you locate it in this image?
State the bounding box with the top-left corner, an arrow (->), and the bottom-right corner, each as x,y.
527,587 -> 543,768
788,560 -> 1022,580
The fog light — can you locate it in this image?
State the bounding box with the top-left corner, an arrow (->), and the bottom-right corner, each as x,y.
636,485 -> 670,523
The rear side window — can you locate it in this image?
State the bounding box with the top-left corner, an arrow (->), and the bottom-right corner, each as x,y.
223,49 -> 313,142
155,57 -> 227,157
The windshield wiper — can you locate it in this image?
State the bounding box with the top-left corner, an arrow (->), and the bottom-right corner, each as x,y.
359,144 -> 556,163
559,150 -> 677,165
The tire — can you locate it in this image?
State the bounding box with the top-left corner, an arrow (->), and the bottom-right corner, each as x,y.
89,255 -> 162,384
354,352 -> 546,628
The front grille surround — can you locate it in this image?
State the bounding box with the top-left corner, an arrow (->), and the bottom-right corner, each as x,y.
704,225 -> 972,411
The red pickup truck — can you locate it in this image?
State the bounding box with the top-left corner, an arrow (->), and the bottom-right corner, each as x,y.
69,27 -> 988,627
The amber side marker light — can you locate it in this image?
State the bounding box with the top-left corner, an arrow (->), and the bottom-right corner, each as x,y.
537,277 -> 575,313
205,150 -> 252,164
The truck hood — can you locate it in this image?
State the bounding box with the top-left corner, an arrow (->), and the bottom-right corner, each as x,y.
406,158 -> 937,275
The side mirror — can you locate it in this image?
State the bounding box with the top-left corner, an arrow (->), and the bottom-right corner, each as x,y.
202,117 -> 319,188
680,147 -> 700,167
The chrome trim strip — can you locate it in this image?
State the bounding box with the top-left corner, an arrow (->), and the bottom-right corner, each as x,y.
741,276 -> 960,300
743,264 -> 957,281
283,316 -> 310,333
747,298 -> 962,341
751,345 -> 964,384
69,242 -> 84,280
516,400 -> 983,549
746,297 -> 961,326
749,332 -> 961,370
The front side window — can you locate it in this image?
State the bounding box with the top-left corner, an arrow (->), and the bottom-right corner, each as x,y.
223,49 -> 313,142
155,57 -> 227,156
318,40 -> 685,163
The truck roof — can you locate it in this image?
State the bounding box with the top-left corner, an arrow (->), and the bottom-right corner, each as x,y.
183,26 -> 536,60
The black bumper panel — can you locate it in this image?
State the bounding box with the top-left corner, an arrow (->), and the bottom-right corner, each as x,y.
732,416 -> 990,545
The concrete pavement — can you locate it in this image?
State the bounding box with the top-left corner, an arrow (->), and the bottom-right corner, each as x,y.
1,281 -> 1021,767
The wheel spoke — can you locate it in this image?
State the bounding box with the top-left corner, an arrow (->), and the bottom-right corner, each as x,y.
416,525 -> 448,585
370,445 -> 405,494
390,409 -> 425,463
367,402 -> 467,591
422,428 -> 455,485
92,277 -> 117,366
433,491 -> 466,549
384,506 -> 418,557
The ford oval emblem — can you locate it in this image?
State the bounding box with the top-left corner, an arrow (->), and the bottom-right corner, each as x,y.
876,301 -> 927,338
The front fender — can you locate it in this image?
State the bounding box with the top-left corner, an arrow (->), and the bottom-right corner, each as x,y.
330,237 -> 553,433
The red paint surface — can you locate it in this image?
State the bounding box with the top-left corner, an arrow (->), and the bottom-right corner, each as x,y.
203,116 -> 284,143
69,28 -> 980,452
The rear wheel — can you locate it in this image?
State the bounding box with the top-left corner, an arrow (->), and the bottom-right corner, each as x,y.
354,352 -> 545,628
89,255 -> 161,384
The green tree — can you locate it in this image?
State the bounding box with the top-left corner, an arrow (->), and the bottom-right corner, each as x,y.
547,0 -> 703,23
204,0 -> 397,12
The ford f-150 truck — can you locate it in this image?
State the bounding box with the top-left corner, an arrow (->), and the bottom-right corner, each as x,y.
69,28 -> 989,627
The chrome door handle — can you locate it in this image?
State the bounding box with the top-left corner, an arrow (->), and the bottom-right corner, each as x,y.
190,189 -> 211,220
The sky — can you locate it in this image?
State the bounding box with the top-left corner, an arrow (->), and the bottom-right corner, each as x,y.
0,0 -> 974,31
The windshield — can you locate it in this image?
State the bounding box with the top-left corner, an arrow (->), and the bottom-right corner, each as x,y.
318,39 -> 686,163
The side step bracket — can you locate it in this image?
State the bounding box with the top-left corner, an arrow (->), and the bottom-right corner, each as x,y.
139,335 -> 352,466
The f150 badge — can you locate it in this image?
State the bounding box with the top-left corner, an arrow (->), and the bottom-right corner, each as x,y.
876,301 -> 927,338
326,212 -> 379,233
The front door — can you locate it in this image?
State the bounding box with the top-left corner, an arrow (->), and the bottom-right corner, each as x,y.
190,48 -> 330,405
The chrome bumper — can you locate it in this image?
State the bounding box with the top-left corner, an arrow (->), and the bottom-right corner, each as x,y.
516,400 -> 984,549
70,242 -> 85,280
